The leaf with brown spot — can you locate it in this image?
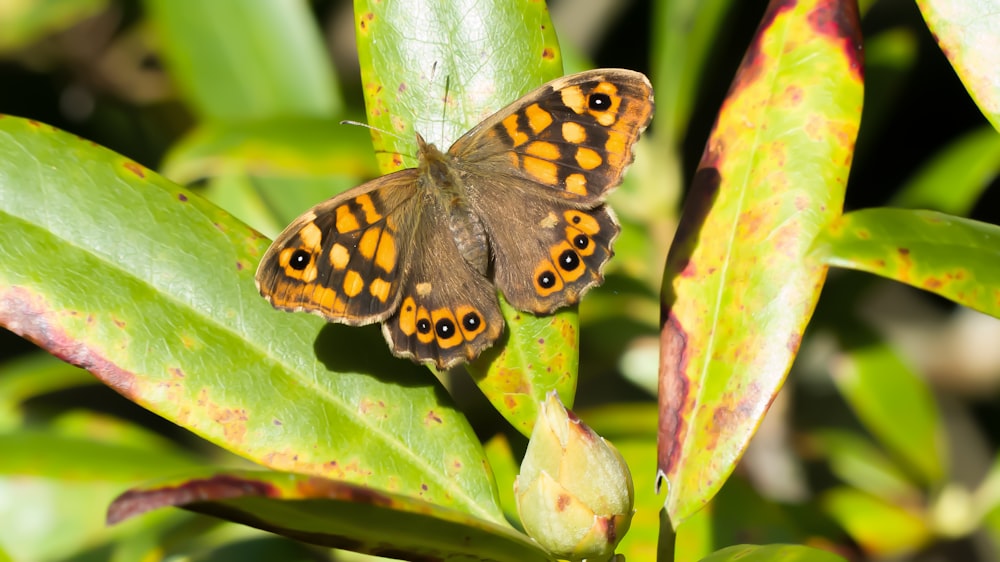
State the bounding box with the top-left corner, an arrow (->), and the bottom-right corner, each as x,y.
658,0 -> 862,525
0,115 -> 503,523
108,469 -> 549,561
355,0 -> 577,436
813,208 -> 1000,318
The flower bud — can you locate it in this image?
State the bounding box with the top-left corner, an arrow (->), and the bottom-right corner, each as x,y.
514,392 -> 634,561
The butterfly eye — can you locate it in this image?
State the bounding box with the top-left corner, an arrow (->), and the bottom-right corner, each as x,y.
435,318 -> 456,339
573,234 -> 589,250
289,249 -> 311,270
557,249 -> 581,271
462,312 -> 481,331
588,93 -> 611,111
537,270 -> 557,289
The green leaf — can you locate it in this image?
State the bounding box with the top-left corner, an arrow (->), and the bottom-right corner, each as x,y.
853,27 -> 918,161
110,469 -> 549,562
0,431 -> 199,561
810,429 -> 925,502
483,435 -> 521,525
658,0 -> 862,524
0,0 -> 107,52
466,299 -> 579,436
891,126 -> 1000,216
160,119 -> 379,186
0,115 -> 504,523
914,0 -> 1000,131
0,352 -> 96,428
700,544 -> 847,562
649,0 -> 733,148
827,337 -> 947,486
812,208 -> 1000,318
354,0 -> 563,168
353,0 -> 578,434
609,437 -> 660,561
147,0 -> 341,120
821,487 -> 931,557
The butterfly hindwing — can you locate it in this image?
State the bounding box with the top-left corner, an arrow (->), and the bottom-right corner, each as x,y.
381,192 -> 504,369
465,177 -> 619,313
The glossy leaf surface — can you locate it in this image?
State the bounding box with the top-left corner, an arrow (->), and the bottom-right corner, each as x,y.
915,0 -> 1000,130
110,469 -> 549,562
0,115 -> 504,523
658,0 -> 863,524
354,0 -> 577,434
813,208 -> 1000,318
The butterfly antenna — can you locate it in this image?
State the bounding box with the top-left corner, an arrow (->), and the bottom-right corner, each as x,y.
339,119 -> 405,142
439,74 -> 451,143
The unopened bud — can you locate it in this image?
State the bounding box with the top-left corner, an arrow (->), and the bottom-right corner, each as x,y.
515,392 -> 634,561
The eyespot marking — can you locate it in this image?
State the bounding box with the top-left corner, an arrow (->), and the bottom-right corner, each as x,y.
534,262 -> 564,296
456,305 -> 485,339
588,92 -> 611,111
289,249 -> 311,271
551,241 -> 585,282
431,309 -> 461,348
280,248 -> 317,281
415,307 -> 434,343
564,210 -> 600,235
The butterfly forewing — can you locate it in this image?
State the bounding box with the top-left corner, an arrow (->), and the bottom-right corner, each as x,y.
451,69 -> 653,203
456,69 -> 651,313
255,171 -> 422,325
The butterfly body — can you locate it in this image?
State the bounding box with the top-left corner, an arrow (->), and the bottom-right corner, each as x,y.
256,69 -> 654,369
415,135 -> 491,275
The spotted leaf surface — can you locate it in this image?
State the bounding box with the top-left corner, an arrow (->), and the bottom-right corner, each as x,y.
915,0 -> 1000,131
658,0 -> 863,525
353,0 -> 586,430
109,469 -> 549,562
813,208 -> 1000,318
0,116 -> 504,524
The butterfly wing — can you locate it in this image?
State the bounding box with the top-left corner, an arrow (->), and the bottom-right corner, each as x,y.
454,69 -> 653,312
380,189 -> 504,369
255,170 -> 421,325
452,68 -> 653,203
467,177 -> 620,313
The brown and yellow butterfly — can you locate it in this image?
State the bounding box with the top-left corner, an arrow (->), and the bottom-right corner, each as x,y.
255,69 -> 654,369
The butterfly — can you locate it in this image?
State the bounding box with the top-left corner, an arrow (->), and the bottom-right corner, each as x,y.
255,69 -> 654,369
